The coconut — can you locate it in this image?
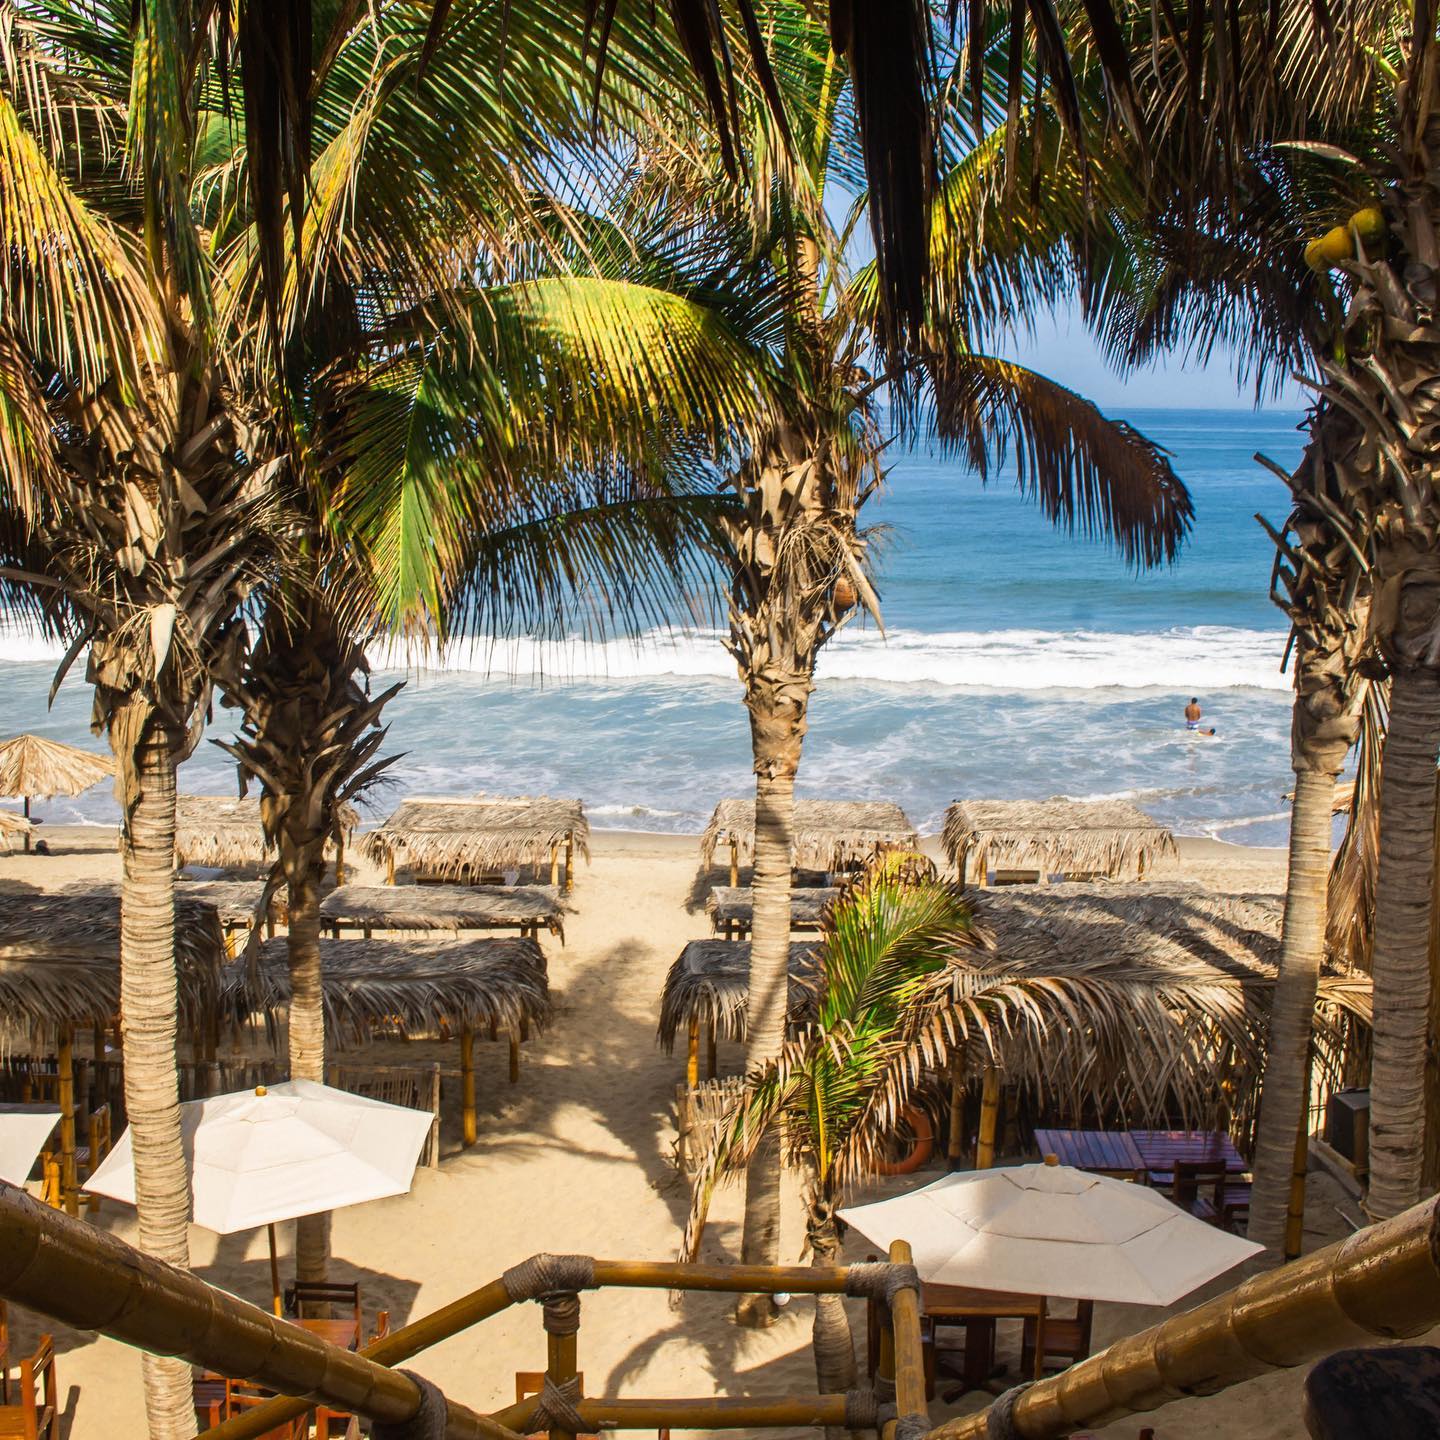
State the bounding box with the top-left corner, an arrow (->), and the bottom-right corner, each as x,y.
1305,224 -> 1354,272
832,575 -> 858,611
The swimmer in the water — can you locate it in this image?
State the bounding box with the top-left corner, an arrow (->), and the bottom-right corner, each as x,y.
1185,697 -> 1217,736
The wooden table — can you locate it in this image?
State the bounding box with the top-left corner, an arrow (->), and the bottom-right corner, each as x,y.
1129,1129 -> 1246,1184
1033,1128 -> 1146,1177
290,1316 -> 359,1351
921,1282 -> 1047,1392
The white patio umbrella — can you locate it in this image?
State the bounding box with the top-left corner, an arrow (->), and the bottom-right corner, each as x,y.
86,1079 -> 433,1312
0,1105 -> 60,1186
839,1161 -> 1262,1306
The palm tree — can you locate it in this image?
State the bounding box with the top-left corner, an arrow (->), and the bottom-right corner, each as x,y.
626,5 -> 1193,1319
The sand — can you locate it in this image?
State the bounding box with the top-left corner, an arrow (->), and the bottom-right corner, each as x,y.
1,825 -> 1364,1440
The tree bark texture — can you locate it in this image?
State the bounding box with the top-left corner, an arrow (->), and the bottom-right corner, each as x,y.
120,736 -> 195,1439
1248,765 -> 1337,1256
287,861 -> 330,1283
1367,664 -> 1440,1218
805,1190 -> 857,1439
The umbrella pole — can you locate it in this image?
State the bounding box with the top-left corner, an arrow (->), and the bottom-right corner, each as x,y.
22,796 -> 30,853
268,1223 -> 282,1317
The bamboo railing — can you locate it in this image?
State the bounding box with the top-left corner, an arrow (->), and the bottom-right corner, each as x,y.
0,1182 -> 917,1440
936,1193 -> 1440,1439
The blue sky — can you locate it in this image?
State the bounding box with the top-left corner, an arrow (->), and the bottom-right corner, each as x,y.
996,298 -> 1309,412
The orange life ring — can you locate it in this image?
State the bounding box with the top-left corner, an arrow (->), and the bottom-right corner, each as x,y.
876,1105 -> 935,1175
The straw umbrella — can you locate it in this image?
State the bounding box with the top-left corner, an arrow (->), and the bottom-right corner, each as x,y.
0,736 -> 112,851
0,812 -> 34,854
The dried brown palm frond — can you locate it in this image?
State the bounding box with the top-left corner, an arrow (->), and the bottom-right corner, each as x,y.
319,884 -> 565,939
359,796 -> 590,879
0,735 -> 111,801
941,798 -> 1176,879
700,798 -> 917,871
1327,681 -> 1387,973
246,935 -> 551,1048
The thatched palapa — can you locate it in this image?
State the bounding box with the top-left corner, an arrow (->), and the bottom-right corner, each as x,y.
321,884 -> 564,939
942,797 -> 1178,881
0,889 -> 229,1033
700,799 -> 918,873
0,735 -> 112,802
250,936 -> 550,1047
0,811 -> 34,852
657,939 -> 820,1052
177,880 -> 284,931
359,796 -> 589,887
706,885 -> 837,935
951,883 -> 1372,1133
174,795 -> 357,870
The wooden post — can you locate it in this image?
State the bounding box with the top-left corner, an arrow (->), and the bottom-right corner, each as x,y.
888,1238 -> 929,1438
429,1066 -> 442,1168
728,837 -> 739,888
335,836 -> 346,887
549,842 -> 560,887
22,795 -> 30,853
267,1223 -> 283,1317
386,851 -> 396,885
686,1017 -> 700,1089
976,1065 -> 1000,1170
705,1022 -> 717,1081
460,1025 -> 477,1147
946,1066 -> 966,1170
508,1033 -> 520,1085
564,833 -> 574,892
57,1026 -> 77,1218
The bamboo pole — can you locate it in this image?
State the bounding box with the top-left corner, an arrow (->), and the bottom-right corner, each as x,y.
0,1183 -> 519,1440
546,1324 -> 579,1440
56,1026 -> 77,1219
976,1066 -> 1000,1170
564,833 -> 574,892
550,842 -> 560,887
492,1395 -> 853,1433
705,1021 -> 718,1081
461,1024 -> 477,1146
887,1239 -> 928,1440
686,1017 -> 700,1089
22,795 -> 30,853
931,1194 -> 1440,1440
267,1222 -> 283,1317
946,1067 -> 965,1171
729,837 -> 739,888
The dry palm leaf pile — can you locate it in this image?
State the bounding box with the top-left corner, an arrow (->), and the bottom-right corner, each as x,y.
359,797 -> 589,880
246,935 -> 551,1047
700,798 -> 918,873
942,797 -> 1178,880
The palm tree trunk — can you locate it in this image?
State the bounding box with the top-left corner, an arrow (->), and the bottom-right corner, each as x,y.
1247,763 -> 1337,1256
287,860 -> 330,1283
805,1187 -> 857,1434
119,734 -> 195,1439
1367,663 -> 1440,1218
736,692 -> 806,1327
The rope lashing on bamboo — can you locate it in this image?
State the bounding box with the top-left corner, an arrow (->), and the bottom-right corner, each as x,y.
372,1372 -> 447,1440
502,1253 -> 597,1303
984,1383 -> 1034,1439
844,1261 -> 921,1309
894,1412 -> 930,1440
541,1292 -> 582,1336
843,1390 -> 880,1430
529,1375 -> 587,1434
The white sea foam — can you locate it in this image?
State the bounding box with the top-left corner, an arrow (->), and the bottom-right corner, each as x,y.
363,623 -> 1291,693
1,620 -> 1292,692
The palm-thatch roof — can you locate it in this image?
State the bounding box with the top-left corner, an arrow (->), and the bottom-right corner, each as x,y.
177,880 -> 284,930
0,889 -> 230,1033
359,797 -> 590,879
700,799 -> 918,872
657,940 -> 821,1052
249,936 -> 551,1046
941,798 -> 1178,880
939,884 -> 1372,1132
0,812 -> 34,852
706,886 -> 837,933
320,884 -> 564,938
174,795 -> 357,870
0,735 -> 112,800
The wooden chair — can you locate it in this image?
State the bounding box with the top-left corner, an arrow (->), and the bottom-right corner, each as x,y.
284,1281 -> 361,1330
1021,1299 -> 1095,1376
1170,1160 -> 1231,1226
0,1335 -> 59,1440
223,1379 -> 306,1439
192,1372 -> 227,1431
77,1104 -> 111,1214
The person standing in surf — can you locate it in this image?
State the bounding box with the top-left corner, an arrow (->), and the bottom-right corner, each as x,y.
1185,697 -> 1217,736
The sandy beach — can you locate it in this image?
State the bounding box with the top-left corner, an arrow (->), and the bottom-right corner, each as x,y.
3,825 -> 1370,1440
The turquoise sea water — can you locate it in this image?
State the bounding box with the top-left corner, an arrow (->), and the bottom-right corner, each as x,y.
0,407 -> 1311,845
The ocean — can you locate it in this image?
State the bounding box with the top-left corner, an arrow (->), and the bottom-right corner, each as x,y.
0,407 -> 1310,846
